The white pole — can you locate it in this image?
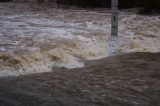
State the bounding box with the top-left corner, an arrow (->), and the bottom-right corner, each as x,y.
109,0 -> 118,56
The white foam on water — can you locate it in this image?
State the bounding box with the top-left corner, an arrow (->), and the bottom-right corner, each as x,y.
0,48 -> 7,52
0,3 -> 160,77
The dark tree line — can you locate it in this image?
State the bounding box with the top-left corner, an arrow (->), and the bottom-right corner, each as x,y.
0,0 -> 12,2
0,0 -> 160,13
140,0 -> 160,13
56,0 -> 160,13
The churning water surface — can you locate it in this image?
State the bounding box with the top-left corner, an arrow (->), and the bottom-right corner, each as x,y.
0,3 -> 160,76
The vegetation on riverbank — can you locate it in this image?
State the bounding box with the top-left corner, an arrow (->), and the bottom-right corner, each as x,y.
1,0 -> 160,14
56,0 -> 160,14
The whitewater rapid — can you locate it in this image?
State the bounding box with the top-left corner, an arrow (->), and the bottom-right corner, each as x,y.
0,3 -> 160,76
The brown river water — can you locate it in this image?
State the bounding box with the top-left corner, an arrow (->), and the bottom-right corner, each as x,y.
0,2 -> 160,76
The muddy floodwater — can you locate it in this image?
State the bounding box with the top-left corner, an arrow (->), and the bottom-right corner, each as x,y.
0,3 -> 160,76
0,52 -> 160,106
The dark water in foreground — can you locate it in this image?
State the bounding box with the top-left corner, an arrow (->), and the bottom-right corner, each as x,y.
0,52 -> 160,106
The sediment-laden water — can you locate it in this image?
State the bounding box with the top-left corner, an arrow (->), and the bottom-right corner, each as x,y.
0,3 -> 160,76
